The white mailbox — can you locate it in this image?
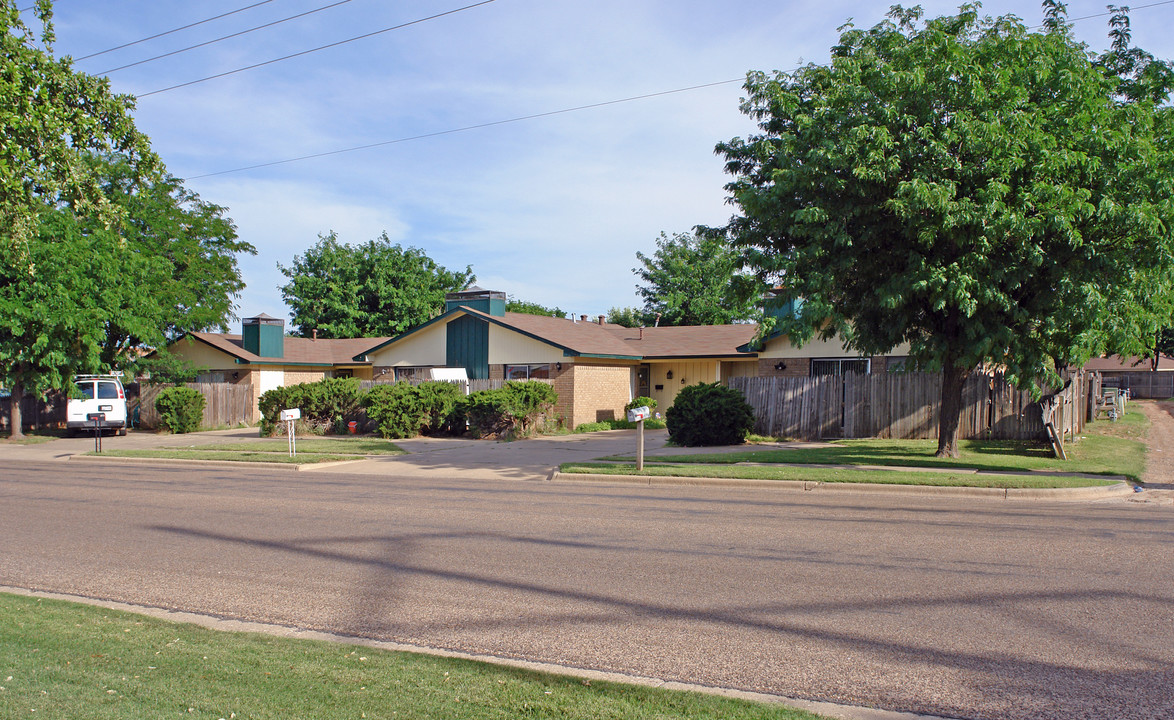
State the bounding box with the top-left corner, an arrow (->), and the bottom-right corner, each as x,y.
626,406 -> 651,423
280,408 -> 302,421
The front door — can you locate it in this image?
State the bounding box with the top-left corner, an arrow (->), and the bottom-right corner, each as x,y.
637,364 -> 650,398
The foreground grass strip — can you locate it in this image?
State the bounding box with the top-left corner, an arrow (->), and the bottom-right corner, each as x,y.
92,449 -> 361,464
560,462 -> 1116,488
0,593 -> 826,720
613,410 -> 1147,481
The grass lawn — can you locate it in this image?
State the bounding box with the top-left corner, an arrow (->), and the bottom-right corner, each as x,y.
559,462 -> 1116,488
188,438 -> 406,455
593,409 -> 1146,483
93,449 -> 364,464
91,437 -> 406,464
0,593 -> 825,720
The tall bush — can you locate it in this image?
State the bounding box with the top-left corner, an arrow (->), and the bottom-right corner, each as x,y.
362,383 -> 424,439
416,381 -> 465,435
154,387 -> 205,434
665,382 -> 754,446
258,377 -> 363,436
463,381 -> 558,439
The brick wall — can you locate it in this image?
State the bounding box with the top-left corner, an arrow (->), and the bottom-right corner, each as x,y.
758,357 -> 811,377
571,364 -> 632,427
549,362 -> 574,428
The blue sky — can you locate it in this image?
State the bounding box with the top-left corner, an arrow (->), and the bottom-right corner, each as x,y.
43,0 -> 1174,327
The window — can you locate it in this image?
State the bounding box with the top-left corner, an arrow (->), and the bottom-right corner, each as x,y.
333,369 -> 354,379
74,381 -> 95,400
505,364 -> 550,380
394,367 -> 431,381
97,381 -> 121,399
810,358 -> 870,377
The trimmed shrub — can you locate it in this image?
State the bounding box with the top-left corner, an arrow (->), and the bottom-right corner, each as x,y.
501,380 -> 558,436
625,396 -> 657,412
362,383 -> 424,439
154,387 -> 205,434
665,382 -> 754,446
416,381 -> 466,435
463,381 -> 558,439
258,377 -> 363,436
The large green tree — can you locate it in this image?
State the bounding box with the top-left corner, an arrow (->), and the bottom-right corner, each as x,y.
279,232 -> 474,338
633,231 -> 756,327
1,2 -> 163,438
715,4 -> 1174,457
1,1 -> 155,249
506,297 -> 566,318
83,154 -> 255,368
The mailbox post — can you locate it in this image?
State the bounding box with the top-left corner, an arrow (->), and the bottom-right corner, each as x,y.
87,412 -> 105,453
280,408 -> 301,457
626,405 -> 650,471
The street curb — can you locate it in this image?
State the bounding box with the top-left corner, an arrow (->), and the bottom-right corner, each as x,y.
0,585 -> 958,720
549,472 -> 1134,500
64,454 -> 369,472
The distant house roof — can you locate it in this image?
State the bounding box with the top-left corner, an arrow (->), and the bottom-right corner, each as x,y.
357,307 -> 760,361
186,332 -> 390,366
1084,354 -> 1174,372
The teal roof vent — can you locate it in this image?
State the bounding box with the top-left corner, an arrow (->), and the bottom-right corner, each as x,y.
243,314 -> 284,358
445,286 -> 506,317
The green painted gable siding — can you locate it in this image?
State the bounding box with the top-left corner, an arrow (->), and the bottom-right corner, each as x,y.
447,315 -> 489,379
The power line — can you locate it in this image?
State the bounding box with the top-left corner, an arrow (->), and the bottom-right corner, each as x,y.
99,0 -> 359,75
184,79 -> 744,180
137,0 -> 498,98
74,0 -> 277,61
1026,0 -> 1174,28
179,0 -> 1173,180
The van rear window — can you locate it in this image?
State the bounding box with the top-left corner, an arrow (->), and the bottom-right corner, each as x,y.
97,381 -> 120,399
74,382 -> 95,400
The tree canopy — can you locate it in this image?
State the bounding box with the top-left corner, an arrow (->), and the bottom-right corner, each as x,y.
715,4 -> 1174,456
279,232 -> 474,338
633,231 -> 756,327
2,4 -> 250,437
1,1 -> 155,250
506,297 -> 567,318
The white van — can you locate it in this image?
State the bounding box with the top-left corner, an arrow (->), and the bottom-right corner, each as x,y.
67,375 -> 128,436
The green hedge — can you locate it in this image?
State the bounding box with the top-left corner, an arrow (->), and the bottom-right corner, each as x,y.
665,382 -> 754,446
258,377 -> 364,436
154,387 -> 205,434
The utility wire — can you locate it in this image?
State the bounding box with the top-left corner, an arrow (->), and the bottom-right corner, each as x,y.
99,0 -> 359,75
137,0 -> 498,98
1026,0 -> 1174,28
184,79 -> 743,180
180,0 -> 1171,180
75,0 -> 277,61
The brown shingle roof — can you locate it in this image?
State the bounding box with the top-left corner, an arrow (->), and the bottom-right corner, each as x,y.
458,309 -> 759,359
187,332 -> 390,365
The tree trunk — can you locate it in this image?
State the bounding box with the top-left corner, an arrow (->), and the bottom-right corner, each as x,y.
8,377 -> 24,440
936,364 -> 970,458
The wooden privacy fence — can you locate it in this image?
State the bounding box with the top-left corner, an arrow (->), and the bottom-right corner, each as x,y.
729,371 -> 1089,441
136,382 -> 256,430
1101,371 -> 1174,399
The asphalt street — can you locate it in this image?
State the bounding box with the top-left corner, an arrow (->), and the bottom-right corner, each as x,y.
1,457 -> 1171,720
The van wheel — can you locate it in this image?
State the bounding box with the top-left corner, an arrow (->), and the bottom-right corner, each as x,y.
118,428 -> 127,437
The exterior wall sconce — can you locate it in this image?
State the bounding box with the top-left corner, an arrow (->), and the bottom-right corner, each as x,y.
775,361 -> 787,371
666,370 -> 673,379
556,362 -> 562,371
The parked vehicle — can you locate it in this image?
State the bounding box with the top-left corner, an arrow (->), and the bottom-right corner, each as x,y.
67,375 -> 128,436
